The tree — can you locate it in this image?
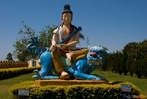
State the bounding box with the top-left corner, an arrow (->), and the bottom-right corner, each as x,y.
133,59 -> 142,79
116,51 -> 122,75
138,40 -> 147,78
126,56 -> 134,77
39,25 -> 55,48
13,22 -> 36,61
123,42 -> 138,77
6,53 -> 13,61
107,53 -> 115,72
120,51 -> 128,75
141,58 -> 147,78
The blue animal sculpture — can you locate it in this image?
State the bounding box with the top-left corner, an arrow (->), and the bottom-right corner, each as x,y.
27,37 -> 108,80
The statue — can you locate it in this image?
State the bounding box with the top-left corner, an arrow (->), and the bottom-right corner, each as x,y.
27,37 -> 108,80
26,4 -> 108,80
49,4 -> 88,79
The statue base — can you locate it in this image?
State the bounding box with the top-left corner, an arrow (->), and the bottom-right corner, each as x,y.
34,79 -> 109,86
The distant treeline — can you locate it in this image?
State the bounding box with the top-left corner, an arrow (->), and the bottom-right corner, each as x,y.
102,40 -> 147,79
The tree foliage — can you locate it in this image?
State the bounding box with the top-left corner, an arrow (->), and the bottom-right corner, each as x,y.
13,22 -> 55,61
6,53 -> 14,61
102,39 -> 147,79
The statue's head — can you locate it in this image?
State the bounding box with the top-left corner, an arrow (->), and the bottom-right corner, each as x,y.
62,4 -> 73,25
87,45 -> 108,66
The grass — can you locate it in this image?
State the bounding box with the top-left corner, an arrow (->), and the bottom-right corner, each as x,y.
0,73 -> 35,99
0,71 -> 147,99
93,70 -> 147,97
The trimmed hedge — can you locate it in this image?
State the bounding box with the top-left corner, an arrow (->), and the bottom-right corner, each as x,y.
9,81 -> 141,99
0,61 -> 28,68
0,67 -> 41,80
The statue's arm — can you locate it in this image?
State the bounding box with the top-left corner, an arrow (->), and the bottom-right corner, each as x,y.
50,33 -> 58,52
66,33 -> 79,47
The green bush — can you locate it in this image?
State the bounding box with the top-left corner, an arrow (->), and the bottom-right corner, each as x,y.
9,81 -> 141,99
0,67 -> 41,80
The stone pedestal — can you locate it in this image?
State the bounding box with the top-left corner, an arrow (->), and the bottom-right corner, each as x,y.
34,79 -> 109,86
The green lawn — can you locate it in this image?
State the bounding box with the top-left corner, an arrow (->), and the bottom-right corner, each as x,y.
0,73 -> 35,99
0,71 -> 147,99
93,70 -> 147,97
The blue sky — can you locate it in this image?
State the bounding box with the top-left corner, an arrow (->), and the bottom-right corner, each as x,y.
0,0 -> 147,60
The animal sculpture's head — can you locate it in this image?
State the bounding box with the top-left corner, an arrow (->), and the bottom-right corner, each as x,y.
87,45 -> 108,66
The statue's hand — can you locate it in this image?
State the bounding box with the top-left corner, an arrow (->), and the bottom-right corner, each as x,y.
49,45 -> 56,52
59,44 -> 67,47
50,44 -> 65,52
56,44 -> 66,50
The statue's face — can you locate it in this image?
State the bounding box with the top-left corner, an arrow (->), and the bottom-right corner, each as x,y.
62,13 -> 72,25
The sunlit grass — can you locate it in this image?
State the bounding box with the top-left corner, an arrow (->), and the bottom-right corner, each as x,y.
92,70 -> 147,96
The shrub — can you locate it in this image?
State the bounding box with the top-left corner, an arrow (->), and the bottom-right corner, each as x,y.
0,67 -> 41,80
9,81 -> 141,99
